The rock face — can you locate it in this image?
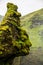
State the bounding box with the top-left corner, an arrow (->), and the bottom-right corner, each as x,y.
0,3 -> 31,65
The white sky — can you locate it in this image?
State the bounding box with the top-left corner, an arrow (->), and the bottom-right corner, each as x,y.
0,0 -> 43,16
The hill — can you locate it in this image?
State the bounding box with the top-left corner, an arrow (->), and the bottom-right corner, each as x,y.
0,15 -> 3,21
17,8 -> 43,65
20,8 -> 43,47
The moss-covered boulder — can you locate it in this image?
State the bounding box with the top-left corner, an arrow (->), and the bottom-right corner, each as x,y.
0,3 -> 32,65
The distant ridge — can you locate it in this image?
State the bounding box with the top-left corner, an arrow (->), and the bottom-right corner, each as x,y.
21,8 -> 43,20
0,15 -> 3,21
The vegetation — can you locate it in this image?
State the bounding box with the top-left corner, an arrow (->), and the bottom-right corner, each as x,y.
0,3 -> 31,65
20,8 -> 43,47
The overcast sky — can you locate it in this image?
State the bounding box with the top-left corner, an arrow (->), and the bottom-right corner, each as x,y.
0,0 -> 43,16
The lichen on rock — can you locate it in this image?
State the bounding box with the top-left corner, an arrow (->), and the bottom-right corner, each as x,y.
0,3 -> 32,65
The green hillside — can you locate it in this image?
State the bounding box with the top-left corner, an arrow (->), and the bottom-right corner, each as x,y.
0,15 -> 3,21
20,8 -> 43,47
16,8 -> 43,65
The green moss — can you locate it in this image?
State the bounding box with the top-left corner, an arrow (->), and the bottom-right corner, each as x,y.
0,51 -> 3,54
0,3 -> 31,65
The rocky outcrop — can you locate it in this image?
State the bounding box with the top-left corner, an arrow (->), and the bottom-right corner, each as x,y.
0,3 -> 31,65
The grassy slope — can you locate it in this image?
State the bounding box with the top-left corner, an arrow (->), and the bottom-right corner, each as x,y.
20,8 -> 43,47
0,15 -> 3,21
15,8 -> 43,65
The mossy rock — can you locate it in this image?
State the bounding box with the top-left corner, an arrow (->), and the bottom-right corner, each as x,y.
0,3 -> 32,65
